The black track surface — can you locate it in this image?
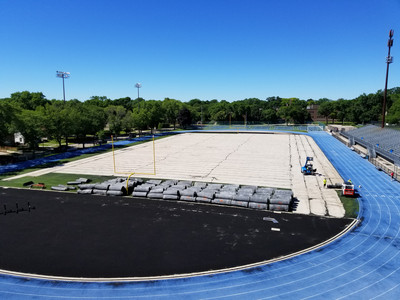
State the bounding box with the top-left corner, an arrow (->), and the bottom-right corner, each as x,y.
0,187 -> 353,278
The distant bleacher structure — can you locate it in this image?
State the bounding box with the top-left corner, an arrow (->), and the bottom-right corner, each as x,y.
341,124 -> 400,164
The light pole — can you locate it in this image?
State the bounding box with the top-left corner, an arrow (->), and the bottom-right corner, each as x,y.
135,83 -> 142,112
135,82 -> 142,99
382,29 -> 394,128
56,71 -> 70,103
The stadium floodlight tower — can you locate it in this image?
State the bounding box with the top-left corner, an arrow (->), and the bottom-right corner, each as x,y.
382,29 -> 394,128
56,71 -> 70,103
135,82 -> 142,99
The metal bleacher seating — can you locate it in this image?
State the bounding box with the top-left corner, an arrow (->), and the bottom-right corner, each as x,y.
341,124 -> 400,164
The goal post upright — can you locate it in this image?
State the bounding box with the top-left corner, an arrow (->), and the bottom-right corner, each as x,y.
111,135 -> 157,179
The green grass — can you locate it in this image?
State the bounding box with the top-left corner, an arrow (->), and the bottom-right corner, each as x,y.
0,173 -> 115,190
337,190 -> 359,218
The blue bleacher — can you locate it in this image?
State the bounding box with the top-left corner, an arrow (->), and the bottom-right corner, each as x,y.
342,125 -> 400,163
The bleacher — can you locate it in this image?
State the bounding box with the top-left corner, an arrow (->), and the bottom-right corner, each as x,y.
341,124 -> 400,164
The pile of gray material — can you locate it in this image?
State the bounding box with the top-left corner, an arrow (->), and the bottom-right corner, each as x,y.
51,184 -> 76,191
180,186 -> 203,202
77,177 -> 294,211
67,178 -> 91,185
132,182 -> 155,197
78,177 -> 142,196
233,186 -> 256,201
196,187 -> 217,203
162,186 -> 182,200
269,190 -> 293,212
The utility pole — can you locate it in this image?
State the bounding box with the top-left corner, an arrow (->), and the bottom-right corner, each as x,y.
382,29 -> 394,128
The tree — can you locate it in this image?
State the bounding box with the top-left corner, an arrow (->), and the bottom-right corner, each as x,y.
121,110 -> 134,134
145,100 -> 164,133
85,96 -> 111,108
349,93 -> 382,124
105,105 -> 127,137
209,101 -> 231,122
318,101 -> 334,124
132,108 -> 149,134
15,108 -> 45,151
0,101 -> 18,145
70,104 -> 107,147
335,99 -> 351,125
10,91 -> 49,110
230,101 -> 249,123
277,105 -> 290,124
162,98 -> 181,129
289,104 -> 309,124
177,107 -> 192,129
113,97 -> 133,110
262,108 -> 278,124
43,102 -> 72,148
386,94 -> 400,124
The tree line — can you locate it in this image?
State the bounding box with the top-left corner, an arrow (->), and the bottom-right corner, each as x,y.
1,88 -> 400,150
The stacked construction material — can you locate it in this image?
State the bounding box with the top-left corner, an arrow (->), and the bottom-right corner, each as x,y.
132,180 -> 156,197
67,178 -> 91,185
269,189 -> 293,211
196,184 -> 219,203
248,187 -> 274,210
78,177 -> 142,196
131,180 -> 293,212
212,184 -> 239,206
75,177 -> 293,211
52,178 -> 89,191
51,184 -> 76,191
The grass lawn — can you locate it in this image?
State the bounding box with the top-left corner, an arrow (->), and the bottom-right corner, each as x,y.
337,190 -> 359,218
0,173 -> 116,190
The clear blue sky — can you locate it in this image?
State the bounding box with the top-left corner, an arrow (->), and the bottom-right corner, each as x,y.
0,0 -> 399,102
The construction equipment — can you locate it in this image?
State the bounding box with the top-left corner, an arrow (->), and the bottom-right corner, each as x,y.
301,157 -> 316,175
341,182 -> 355,196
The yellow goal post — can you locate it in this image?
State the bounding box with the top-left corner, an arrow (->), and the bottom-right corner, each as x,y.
111,135 -> 156,191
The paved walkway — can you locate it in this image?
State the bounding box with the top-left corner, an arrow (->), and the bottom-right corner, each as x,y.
1,131 -> 400,298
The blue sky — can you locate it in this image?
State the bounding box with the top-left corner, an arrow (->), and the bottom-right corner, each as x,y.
0,0 -> 399,102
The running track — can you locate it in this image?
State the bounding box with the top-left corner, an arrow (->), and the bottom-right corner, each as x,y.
1,131 -> 399,299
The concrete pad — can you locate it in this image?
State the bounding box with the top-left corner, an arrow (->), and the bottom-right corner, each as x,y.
309,198 -> 327,216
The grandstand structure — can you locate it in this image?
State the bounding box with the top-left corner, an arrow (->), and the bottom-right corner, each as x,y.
341,125 -> 400,165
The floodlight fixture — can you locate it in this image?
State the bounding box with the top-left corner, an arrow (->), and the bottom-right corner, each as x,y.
56,71 -> 70,103
382,29 -> 394,128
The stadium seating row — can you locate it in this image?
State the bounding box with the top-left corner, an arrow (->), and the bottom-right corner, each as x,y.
341,125 -> 400,161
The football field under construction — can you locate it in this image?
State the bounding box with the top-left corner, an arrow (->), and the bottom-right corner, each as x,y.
2,129 -> 400,299
11,132 -> 345,217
